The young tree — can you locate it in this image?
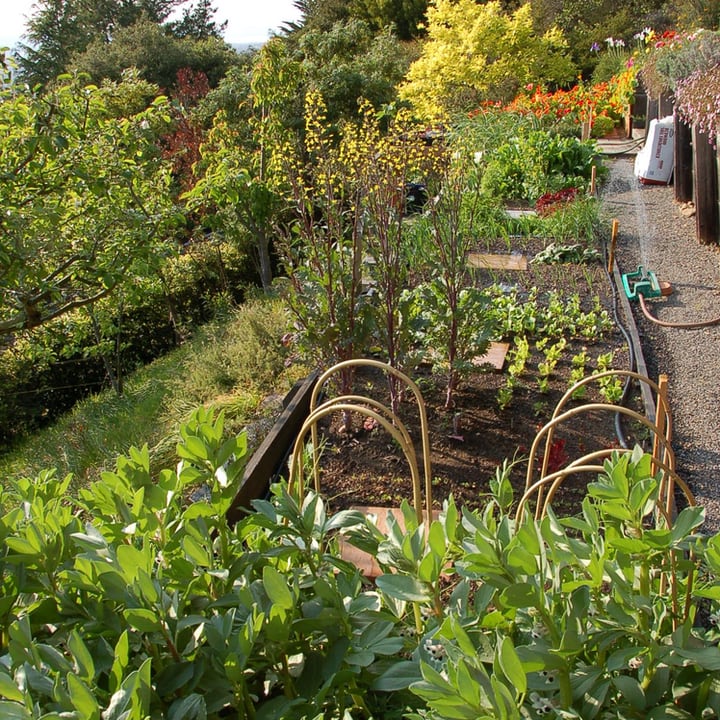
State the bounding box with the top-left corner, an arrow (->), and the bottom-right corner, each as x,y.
16,0 -> 229,87
405,140 -> 495,409
0,73 -> 177,335
69,19 -> 239,89
185,39 -> 302,290
165,0 -> 228,39
398,0 -> 576,119
351,0 -> 429,40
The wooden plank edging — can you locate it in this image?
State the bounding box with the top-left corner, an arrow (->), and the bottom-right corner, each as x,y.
225,370 -> 319,527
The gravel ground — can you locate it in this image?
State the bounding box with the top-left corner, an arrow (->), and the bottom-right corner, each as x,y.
600,153 -> 720,531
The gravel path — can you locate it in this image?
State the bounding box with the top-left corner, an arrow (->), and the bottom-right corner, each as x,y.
601,155 -> 720,531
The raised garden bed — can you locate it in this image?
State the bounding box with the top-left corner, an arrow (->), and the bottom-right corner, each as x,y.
306,235 -> 644,517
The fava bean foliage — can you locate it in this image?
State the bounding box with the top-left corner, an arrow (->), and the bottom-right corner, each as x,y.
2,411 -> 720,719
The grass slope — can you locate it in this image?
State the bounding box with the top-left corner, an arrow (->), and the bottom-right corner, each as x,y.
0,297 -> 307,494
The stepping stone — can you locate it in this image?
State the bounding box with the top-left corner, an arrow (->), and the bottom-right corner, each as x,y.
338,505 -> 440,578
471,341 -> 510,371
467,252 -> 528,270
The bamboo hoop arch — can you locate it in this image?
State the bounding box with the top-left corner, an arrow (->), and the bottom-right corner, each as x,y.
518,449 -> 695,523
527,402 -> 676,519
515,451 -> 697,627
536,370 -> 673,483
287,401 -> 427,522
308,359 -> 433,523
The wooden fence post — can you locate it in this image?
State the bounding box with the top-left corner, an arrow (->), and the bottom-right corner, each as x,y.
674,113 -> 693,203
692,125 -> 720,245
646,95 -> 659,129
659,93 -> 674,119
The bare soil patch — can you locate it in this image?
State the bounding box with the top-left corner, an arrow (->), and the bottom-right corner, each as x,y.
312,239 -> 647,517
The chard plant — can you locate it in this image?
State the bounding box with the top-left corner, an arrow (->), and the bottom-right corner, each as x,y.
536,337 -> 568,393
480,130 -> 603,204
498,335 -> 530,410
595,350 -> 625,403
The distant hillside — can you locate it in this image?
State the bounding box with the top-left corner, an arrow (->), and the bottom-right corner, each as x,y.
232,42 -> 262,54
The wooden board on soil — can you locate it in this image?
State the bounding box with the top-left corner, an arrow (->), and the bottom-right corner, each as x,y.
472,342 -> 509,371
338,505 -> 441,577
467,252 -> 528,270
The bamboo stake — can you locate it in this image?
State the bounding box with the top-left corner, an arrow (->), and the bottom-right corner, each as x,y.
608,219 -> 619,273
652,374 -> 671,500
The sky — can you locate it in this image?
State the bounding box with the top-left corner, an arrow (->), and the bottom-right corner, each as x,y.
0,0 -> 302,48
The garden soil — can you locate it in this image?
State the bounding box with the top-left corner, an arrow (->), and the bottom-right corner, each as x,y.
307,241 -> 639,519
277,150 -> 720,525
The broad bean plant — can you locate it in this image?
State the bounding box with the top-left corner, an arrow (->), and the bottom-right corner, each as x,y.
1,410 -> 720,719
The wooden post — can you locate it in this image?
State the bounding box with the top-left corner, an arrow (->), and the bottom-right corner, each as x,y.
692,125 -> 720,244
646,95 -> 659,129
674,113 -> 693,203
590,165 -> 597,196
225,371 -> 319,526
607,219 -> 619,273
659,93 -> 674,119
633,84 -> 647,138
651,374 -> 672,512
624,105 -> 633,139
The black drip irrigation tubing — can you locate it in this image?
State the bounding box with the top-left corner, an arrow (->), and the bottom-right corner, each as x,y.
603,241 -> 638,450
598,138 -> 646,157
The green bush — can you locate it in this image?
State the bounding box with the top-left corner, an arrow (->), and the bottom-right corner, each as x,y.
0,239 -> 256,448
480,130 -> 603,204
2,409 -> 719,719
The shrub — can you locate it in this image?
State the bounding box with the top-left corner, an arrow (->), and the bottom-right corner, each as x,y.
2,424 -> 719,718
0,239 -> 255,448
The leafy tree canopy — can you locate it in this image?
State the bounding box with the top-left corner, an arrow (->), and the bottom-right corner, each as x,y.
287,0 -> 428,40
0,72 -> 178,335
398,0 -> 577,119
299,18 -> 415,122
68,18 -> 239,89
16,0 -> 228,88
351,0 -> 429,40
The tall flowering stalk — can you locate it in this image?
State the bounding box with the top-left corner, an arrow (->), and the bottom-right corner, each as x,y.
342,102 -> 438,411
279,90 -> 371,413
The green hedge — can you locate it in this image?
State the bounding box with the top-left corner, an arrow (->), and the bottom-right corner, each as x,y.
0,239 -> 256,448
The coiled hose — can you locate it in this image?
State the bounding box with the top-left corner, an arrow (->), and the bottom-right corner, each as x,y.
638,292 -> 720,329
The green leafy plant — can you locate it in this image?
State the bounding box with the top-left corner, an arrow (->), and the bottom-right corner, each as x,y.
537,338 -> 567,393
3,420 -> 720,720
402,447 -> 716,719
480,130 -> 602,204
404,141 -> 497,409
569,348 -> 590,398
595,350 -> 624,402
531,242 -> 602,265
497,336 -> 530,410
